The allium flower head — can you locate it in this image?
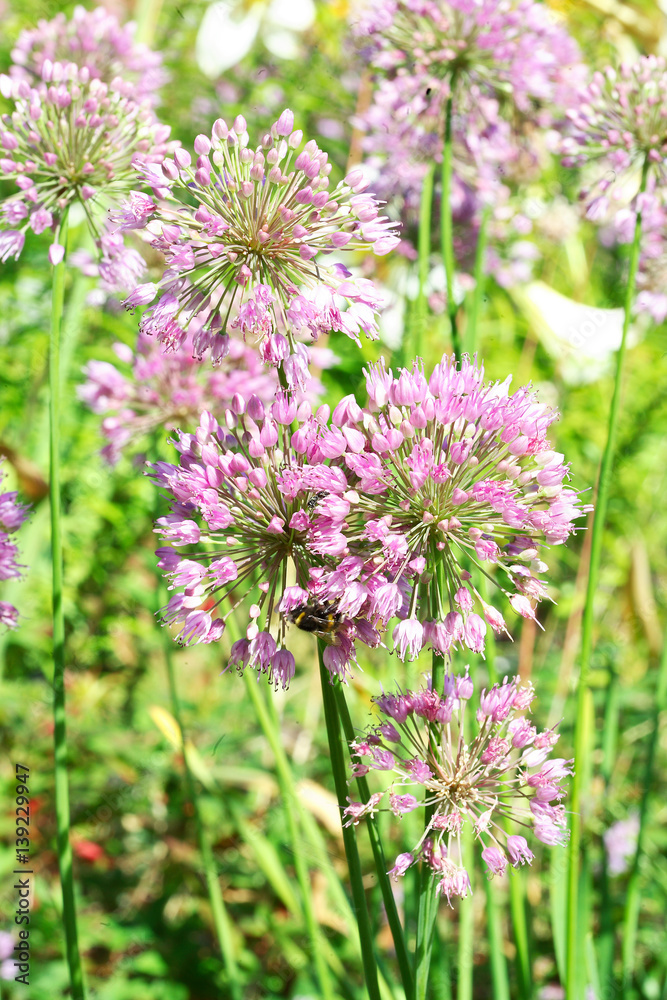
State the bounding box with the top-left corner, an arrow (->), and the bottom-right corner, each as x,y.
0,62 -> 174,260
562,57 -> 667,216
344,672 -> 571,903
10,6 -> 167,105
0,459 -> 31,630
124,110 -> 399,380
151,406 -> 379,687
313,354 -> 590,658
354,0 -> 582,122
78,331 -> 294,464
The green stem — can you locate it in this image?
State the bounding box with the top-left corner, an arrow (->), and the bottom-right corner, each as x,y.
318,648 -> 382,1000
134,0 -> 164,45
49,212 -> 86,1000
416,162 -> 435,360
508,869 -> 532,999
479,580 -> 512,1000
457,822 -> 474,1000
467,205 -> 490,357
244,673 -> 336,1000
566,157 -> 650,1000
335,685 -> 414,1000
415,581 -> 448,999
484,877 -> 510,1000
441,90 -> 461,363
622,621 -> 667,988
161,615 -> 243,999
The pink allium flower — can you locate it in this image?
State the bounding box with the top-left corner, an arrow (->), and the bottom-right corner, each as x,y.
312,354 -> 590,658
344,672 -> 571,902
78,331 -> 312,464
10,6 -> 167,105
0,459 -> 31,630
0,63 -> 175,258
603,813 -> 639,876
150,406 -> 379,687
354,0 -> 582,118
562,57 -> 667,215
123,110 -> 400,379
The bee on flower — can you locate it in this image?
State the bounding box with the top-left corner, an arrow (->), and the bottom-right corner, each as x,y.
150,398 -> 380,689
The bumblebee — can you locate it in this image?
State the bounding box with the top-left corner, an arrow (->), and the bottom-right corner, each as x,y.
286,601 -> 344,644
307,490 -> 329,513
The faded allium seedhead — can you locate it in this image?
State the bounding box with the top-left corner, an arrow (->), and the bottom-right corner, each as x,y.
122,110 -> 399,382
150,407 -> 379,688
0,63 -> 174,262
0,459 -> 31,630
345,673 -> 571,903
312,354 -> 591,659
562,57 -> 667,216
10,5 -> 167,105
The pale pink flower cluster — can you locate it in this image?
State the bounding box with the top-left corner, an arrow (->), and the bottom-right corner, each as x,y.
117,110 -> 399,384
77,332 -> 321,464
0,61 -> 175,264
150,405 -> 380,687
10,5 -> 167,105
344,673 -> 571,903
310,354 -> 590,659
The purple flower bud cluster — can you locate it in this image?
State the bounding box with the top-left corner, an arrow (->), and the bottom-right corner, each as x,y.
0,60 -> 175,262
562,57 -> 667,216
150,406 -> 381,687
10,5 -> 167,105
151,354 -> 589,680
119,110 -> 399,381
344,672 -> 572,902
310,353 -> 591,659
0,460 -> 31,630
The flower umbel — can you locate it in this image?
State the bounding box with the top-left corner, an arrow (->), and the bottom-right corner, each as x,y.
0,62 -> 174,259
344,673 -> 571,903
78,331 -> 300,464
562,57 -> 667,216
10,5 -> 167,105
126,110 -> 399,379
150,403 -> 377,687
314,354 -> 590,658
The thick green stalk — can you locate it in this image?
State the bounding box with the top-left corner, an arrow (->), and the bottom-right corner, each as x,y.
484,877 -> 510,1000
478,599 -> 512,1000
244,674 -> 336,1000
49,213 -> 86,1000
467,205 -> 490,356
416,162 -> 435,359
457,822 -> 474,1000
566,158 -> 649,999
508,870 -> 532,998
622,622 -> 667,988
441,91 -> 461,362
317,648 -> 382,1000
335,685 -> 414,1000
415,580 -> 448,999
161,622 -> 242,999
